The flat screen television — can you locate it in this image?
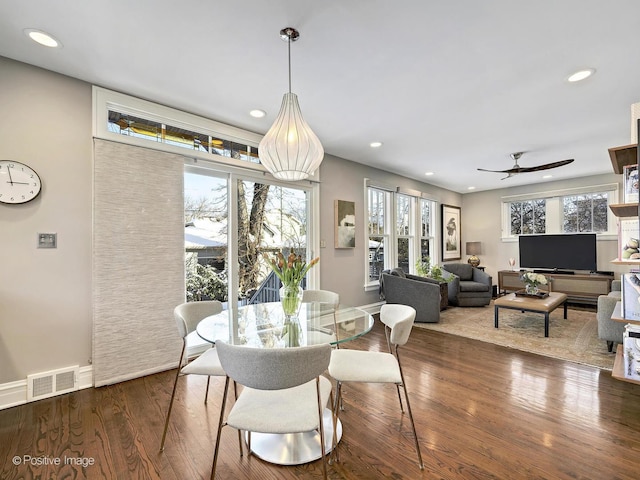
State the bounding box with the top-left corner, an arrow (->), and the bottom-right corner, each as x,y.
518,233 -> 597,273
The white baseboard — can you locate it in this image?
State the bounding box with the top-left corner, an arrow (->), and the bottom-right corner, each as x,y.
357,301 -> 384,315
0,365 -> 93,411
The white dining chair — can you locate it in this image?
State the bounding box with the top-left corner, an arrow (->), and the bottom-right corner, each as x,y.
160,300 -> 226,451
327,303 -> 424,469
302,289 -> 339,307
303,289 -> 340,346
210,341 -> 333,480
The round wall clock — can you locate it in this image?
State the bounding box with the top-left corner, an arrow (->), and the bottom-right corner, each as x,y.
0,160 -> 42,204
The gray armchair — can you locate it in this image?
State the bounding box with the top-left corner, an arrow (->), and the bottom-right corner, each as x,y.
441,263 -> 492,307
380,269 -> 441,323
597,280 -> 624,352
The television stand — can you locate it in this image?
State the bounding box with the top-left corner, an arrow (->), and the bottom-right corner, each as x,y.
533,269 -> 574,275
498,270 -> 612,305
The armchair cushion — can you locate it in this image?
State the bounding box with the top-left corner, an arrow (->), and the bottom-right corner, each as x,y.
442,263 -> 473,281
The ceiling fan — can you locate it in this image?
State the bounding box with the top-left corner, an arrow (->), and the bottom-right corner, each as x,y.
477,152 -> 574,180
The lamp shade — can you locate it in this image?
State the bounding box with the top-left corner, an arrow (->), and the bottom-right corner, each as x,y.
466,242 -> 481,255
258,92 -> 324,181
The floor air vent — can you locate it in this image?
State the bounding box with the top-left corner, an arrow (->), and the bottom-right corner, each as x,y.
27,366 -> 79,402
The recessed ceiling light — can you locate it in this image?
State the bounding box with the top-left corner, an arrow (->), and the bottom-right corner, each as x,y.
424,171 -> 434,176
542,174 -> 553,179
567,68 -> 595,83
468,186 -> 476,190
24,29 -> 61,48
370,141 -> 383,148
249,109 -> 266,118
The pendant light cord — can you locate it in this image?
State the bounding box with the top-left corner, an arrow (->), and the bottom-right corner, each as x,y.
287,32 -> 292,94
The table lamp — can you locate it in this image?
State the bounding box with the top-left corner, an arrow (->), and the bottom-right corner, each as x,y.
466,242 -> 481,267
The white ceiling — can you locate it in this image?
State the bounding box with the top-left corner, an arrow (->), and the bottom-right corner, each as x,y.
1,0 -> 639,193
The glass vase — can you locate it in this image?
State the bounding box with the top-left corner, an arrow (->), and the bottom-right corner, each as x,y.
280,284 -> 304,319
525,283 -> 539,296
282,316 -> 302,348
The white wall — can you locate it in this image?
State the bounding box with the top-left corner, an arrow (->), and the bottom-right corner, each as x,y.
0,57 -> 93,384
462,173 -> 625,286
318,155 -> 461,307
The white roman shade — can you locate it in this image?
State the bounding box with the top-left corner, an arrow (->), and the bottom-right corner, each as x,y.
93,139 -> 185,387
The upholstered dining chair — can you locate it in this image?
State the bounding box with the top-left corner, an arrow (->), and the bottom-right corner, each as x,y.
160,300 -> 226,451
302,289 -> 340,346
211,341 -> 333,480
302,289 -> 340,307
327,303 -> 424,470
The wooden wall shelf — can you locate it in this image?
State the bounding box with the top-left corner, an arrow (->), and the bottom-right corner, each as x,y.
610,258 -> 640,265
609,203 -> 639,217
609,144 -> 638,173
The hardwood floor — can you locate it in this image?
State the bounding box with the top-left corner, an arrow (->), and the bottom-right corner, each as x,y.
2,319 -> 640,479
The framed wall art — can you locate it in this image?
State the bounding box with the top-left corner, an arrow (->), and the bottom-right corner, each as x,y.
624,164 -> 639,203
335,199 -> 356,248
441,204 -> 461,260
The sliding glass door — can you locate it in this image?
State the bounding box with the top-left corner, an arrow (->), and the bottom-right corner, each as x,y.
184,165 -> 312,307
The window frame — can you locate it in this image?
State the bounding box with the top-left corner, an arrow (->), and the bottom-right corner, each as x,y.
501,183 -> 619,241
93,86 -> 320,182
364,180 -> 438,289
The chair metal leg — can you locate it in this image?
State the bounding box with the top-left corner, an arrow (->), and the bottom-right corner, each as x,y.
395,384 -> 405,413
397,356 -> 424,470
232,381 -> 243,457
401,380 -> 424,470
330,381 -> 342,464
210,376 -> 231,480
328,390 -> 337,465
160,344 -> 186,451
316,377 -> 328,480
204,376 -> 211,404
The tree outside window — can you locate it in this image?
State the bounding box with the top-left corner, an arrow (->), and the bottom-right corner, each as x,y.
563,193 -> 608,233
510,199 -> 546,235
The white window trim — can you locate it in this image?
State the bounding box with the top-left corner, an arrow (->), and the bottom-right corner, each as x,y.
364,179 -> 438,290
92,86 -> 320,182
501,183 -> 619,241
420,197 -> 437,264
364,181 -> 393,290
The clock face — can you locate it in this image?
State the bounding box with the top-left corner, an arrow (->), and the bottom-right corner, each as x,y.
0,160 -> 42,204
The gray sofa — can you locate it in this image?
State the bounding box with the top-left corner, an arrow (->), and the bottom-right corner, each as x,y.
441,263 -> 492,307
379,269 -> 441,323
597,280 -> 624,352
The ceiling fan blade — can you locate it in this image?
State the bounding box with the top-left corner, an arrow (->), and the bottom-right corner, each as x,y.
515,159 -> 574,173
477,167 -> 511,173
478,158 -> 574,176
478,166 -> 521,174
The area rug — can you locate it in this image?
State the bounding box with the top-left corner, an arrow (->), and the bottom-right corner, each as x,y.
413,301 -> 615,370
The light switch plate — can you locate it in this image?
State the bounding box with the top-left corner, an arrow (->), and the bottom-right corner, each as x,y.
38,233 -> 57,248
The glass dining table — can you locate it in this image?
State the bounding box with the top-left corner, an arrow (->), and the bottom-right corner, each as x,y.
196,301 -> 374,465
